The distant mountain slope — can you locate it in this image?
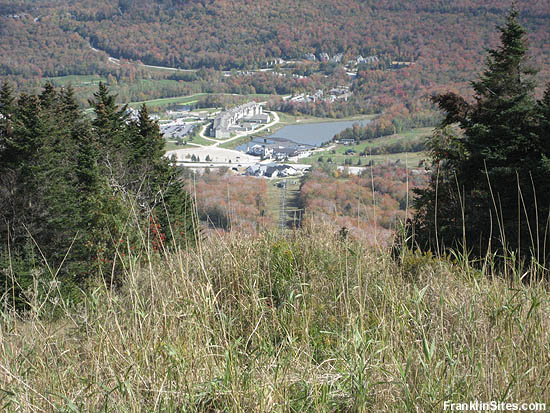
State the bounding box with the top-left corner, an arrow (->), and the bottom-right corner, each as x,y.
69,0 -> 550,70
0,0 -> 548,103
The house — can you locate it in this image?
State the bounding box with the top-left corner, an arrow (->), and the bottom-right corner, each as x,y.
273,146 -> 303,160
310,90 -> 324,102
245,164 -> 267,176
245,163 -> 298,178
356,55 -> 379,65
391,61 -> 413,69
264,164 -> 298,178
125,107 -> 140,122
243,113 -> 270,124
331,53 -> 343,63
290,94 -> 306,103
266,58 -> 284,66
329,86 -> 350,95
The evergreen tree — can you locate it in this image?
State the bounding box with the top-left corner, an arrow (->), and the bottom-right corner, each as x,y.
538,84 -> 550,155
0,86 -> 101,307
133,104 -> 164,165
0,82 -> 15,168
412,9 -> 550,263
1,82 -> 197,311
131,104 -> 196,247
88,81 -> 129,153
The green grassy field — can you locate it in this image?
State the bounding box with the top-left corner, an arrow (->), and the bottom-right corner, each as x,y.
334,127 -> 433,153
219,135 -> 256,149
164,136 -> 216,151
367,151 -> 426,166
130,93 -> 274,109
306,152 -> 425,169
184,135 -> 217,146
302,127 -> 432,168
278,112 -> 376,125
129,93 -> 207,108
41,75 -> 274,111
43,74 -> 107,86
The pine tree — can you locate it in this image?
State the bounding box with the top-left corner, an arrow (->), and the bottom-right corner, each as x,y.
89,81 -> 129,152
1,84 -> 120,307
412,9 -> 550,262
538,84 -> 550,156
131,104 -> 196,247
134,104 -> 164,164
0,81 -> 15,167
1,82 -> 198,311
0,82 -> 15,124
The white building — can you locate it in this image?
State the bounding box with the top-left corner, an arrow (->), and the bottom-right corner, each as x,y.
247,144 -> 273,159
212,102 -> 264,138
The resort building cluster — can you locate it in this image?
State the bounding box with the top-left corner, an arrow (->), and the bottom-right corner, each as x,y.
246,138 -> 313,161
211,102 -> 270,139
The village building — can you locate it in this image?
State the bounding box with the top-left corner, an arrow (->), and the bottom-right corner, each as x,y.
246,139 -> 313,161
211,102 -> 266,138
245,163 -> 299,178
340,138 -> 356,145
243,113 -> 270,124
355,55 -> 379,65
391,61 -> 413,69
247,144 -> 273,159
330,53 -> 344,63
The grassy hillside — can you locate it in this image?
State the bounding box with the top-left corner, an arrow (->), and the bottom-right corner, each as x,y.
1,223 -> 549,411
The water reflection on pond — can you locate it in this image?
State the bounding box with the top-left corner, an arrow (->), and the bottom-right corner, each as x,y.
236,118 -> 372,151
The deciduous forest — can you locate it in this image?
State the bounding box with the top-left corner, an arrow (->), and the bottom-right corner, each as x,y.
2,0 -> 549,113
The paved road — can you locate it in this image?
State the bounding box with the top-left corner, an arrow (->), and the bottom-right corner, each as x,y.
91,45 -> 197,72
90,45 -> 295,76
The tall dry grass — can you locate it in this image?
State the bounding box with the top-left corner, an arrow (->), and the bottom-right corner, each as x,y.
1,221 -> 549,412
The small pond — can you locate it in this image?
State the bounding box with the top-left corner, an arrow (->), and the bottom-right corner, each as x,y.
236,118 -> 372,151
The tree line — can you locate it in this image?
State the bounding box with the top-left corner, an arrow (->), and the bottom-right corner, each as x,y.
0,82 -> 196,310
334,110 -> 440,143
411,10 -> 550,268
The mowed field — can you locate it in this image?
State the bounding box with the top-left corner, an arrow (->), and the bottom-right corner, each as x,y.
129,93 -> 207,108
304,127 -> 432,168
41,73 -> 276,110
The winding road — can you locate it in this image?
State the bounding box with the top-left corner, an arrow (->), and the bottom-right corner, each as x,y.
165,111 -> 281,166
90,45 -> 198,72
89,44 -> 282,76
198,111 -> 280,147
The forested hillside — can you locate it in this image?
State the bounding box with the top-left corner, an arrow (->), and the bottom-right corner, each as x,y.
1,1 -> 549,86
